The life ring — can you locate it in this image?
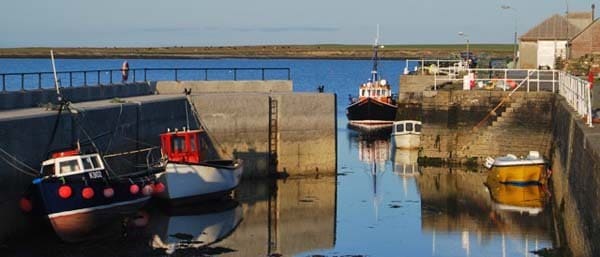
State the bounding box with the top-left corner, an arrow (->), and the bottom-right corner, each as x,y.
121,61 -> 130,82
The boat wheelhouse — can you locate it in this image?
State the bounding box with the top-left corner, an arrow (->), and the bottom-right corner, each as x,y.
391,120 -> 422,149
157,128 -> 243,203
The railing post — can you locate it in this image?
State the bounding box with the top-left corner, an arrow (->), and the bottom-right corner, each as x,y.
132,69 -> 136,82
21,74 -> 24,91
2,74 -> 5,92
144,68 -> 147,82
175,69 -> 178,81
536,70 -> 540,91
527,70 -> 530,92
84,72 -> 87,86
504,69 -> 507,91
287,68 -> 290,80
97,71 -> 101,85
234,69 -> 237,81
552,71 -> 556,93
110,70 -> 113,84
69,72 -> 73,87
38,73 -> 42,89
205,69 -> 208,81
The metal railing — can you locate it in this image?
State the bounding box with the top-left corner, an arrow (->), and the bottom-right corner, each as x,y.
0,67 -> 291,92
403,59 -> 463,75
559,72 -> 593,127
433,68 -> 560,92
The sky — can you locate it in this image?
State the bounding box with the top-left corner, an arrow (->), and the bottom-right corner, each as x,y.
0,0 -> 597,47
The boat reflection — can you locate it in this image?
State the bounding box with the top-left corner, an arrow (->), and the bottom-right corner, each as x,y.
148,199 -> 243,255
485,178 -> 547,216
418,167 -> 552,256
392,148 -> 420,176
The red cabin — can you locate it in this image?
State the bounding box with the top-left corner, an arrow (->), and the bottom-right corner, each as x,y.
160,129 -> 204,164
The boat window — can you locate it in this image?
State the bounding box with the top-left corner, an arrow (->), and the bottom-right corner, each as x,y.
361,89 -> 366,96
406,123 -> 414,132
82,157 -> 94,170
59,160 -> 80,174
190,135 -> 197,152
396,124 -> 404,132
91,156 -> 101,169
42,164 -> 54,176
172,137 -> 185,153
415,123 -> 422,132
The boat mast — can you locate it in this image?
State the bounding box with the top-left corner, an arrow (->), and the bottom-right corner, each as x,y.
50,50 -> 63,102
371,25 -> 380,83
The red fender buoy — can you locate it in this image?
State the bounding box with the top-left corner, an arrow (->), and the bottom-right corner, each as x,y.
103,187 -> 115,198
82,187 -> 95,199
142,184 -> 154,196
153,182 -> 166,194
58,185 -> 72,199
19,197 -> 33,213
129,184 -> 140,195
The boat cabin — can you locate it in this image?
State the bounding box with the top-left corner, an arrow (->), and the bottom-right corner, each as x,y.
160,128 -> 204,164
392,120 -> 422,135
41,151 -> 105,178
358,80 -> 393,104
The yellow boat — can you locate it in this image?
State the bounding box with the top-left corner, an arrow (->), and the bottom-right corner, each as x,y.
485,151 -> 547,185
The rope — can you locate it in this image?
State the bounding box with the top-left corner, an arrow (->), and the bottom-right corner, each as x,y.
104,104 -> 124,155
0,152 -> 38,177
186,95 -> 233,159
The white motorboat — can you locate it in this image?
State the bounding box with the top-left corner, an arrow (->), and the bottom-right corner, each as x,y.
156,128 -> 243,203
391,120 -> 422,149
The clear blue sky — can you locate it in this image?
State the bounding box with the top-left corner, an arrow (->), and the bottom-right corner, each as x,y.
0,0 -> 597,47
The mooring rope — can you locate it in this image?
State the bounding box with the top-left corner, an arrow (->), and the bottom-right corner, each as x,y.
0,146 -> 38,177
186,95 -> 234,160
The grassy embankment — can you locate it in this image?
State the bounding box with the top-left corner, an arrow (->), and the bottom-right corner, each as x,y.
0,44 -> 514,59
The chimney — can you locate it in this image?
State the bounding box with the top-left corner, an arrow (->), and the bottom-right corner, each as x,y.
593,4 -> 596,20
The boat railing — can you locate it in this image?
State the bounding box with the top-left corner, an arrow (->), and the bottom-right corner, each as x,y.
433,68 -> 560,93
0,67 -> 291,92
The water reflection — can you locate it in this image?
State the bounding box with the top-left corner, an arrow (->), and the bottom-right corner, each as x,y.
418,168 -> 552,257
149,200 -> 243,254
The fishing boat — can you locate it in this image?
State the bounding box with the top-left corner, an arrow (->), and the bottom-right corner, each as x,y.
155,127 -> 243,203
484,151 -> 548,185
18,51 -> 165,242
21,148 -> 163,242
391,120 -> 422,149
346,28 -> 397,130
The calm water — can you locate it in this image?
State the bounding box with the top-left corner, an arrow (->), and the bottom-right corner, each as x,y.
0,58 -> 553,257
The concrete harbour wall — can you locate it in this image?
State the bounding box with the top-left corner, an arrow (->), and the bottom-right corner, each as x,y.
550,98 -> 600,257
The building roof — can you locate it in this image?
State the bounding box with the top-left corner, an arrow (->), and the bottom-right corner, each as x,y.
520,14 -> 585,41
570,18 -> 600,42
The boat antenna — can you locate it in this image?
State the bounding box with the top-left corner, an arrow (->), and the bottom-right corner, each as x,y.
50,50 -> 63,102
371,24 -> 381,82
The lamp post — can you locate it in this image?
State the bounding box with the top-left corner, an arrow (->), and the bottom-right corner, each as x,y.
501,5 -> 518,67
458,32 -> 470,67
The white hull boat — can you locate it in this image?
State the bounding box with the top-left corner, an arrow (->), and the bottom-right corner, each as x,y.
158,128 -> 244,203
156,160 -> 243,202
391,120 -> 422,149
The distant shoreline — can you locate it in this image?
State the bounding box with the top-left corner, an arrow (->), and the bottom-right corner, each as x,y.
0,44 -> 514,60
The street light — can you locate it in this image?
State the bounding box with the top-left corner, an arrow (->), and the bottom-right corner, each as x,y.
458,32 -> 470,67
501,5 -> 518,67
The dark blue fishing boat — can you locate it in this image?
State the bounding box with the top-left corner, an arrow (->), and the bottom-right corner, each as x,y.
346,28 -> 397,130
21,148 -> 164,242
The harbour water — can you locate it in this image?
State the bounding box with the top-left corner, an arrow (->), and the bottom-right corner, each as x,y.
0,58 -> 554,256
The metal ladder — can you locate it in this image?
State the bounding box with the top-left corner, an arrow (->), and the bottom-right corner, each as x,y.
268,97 -> 278,172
